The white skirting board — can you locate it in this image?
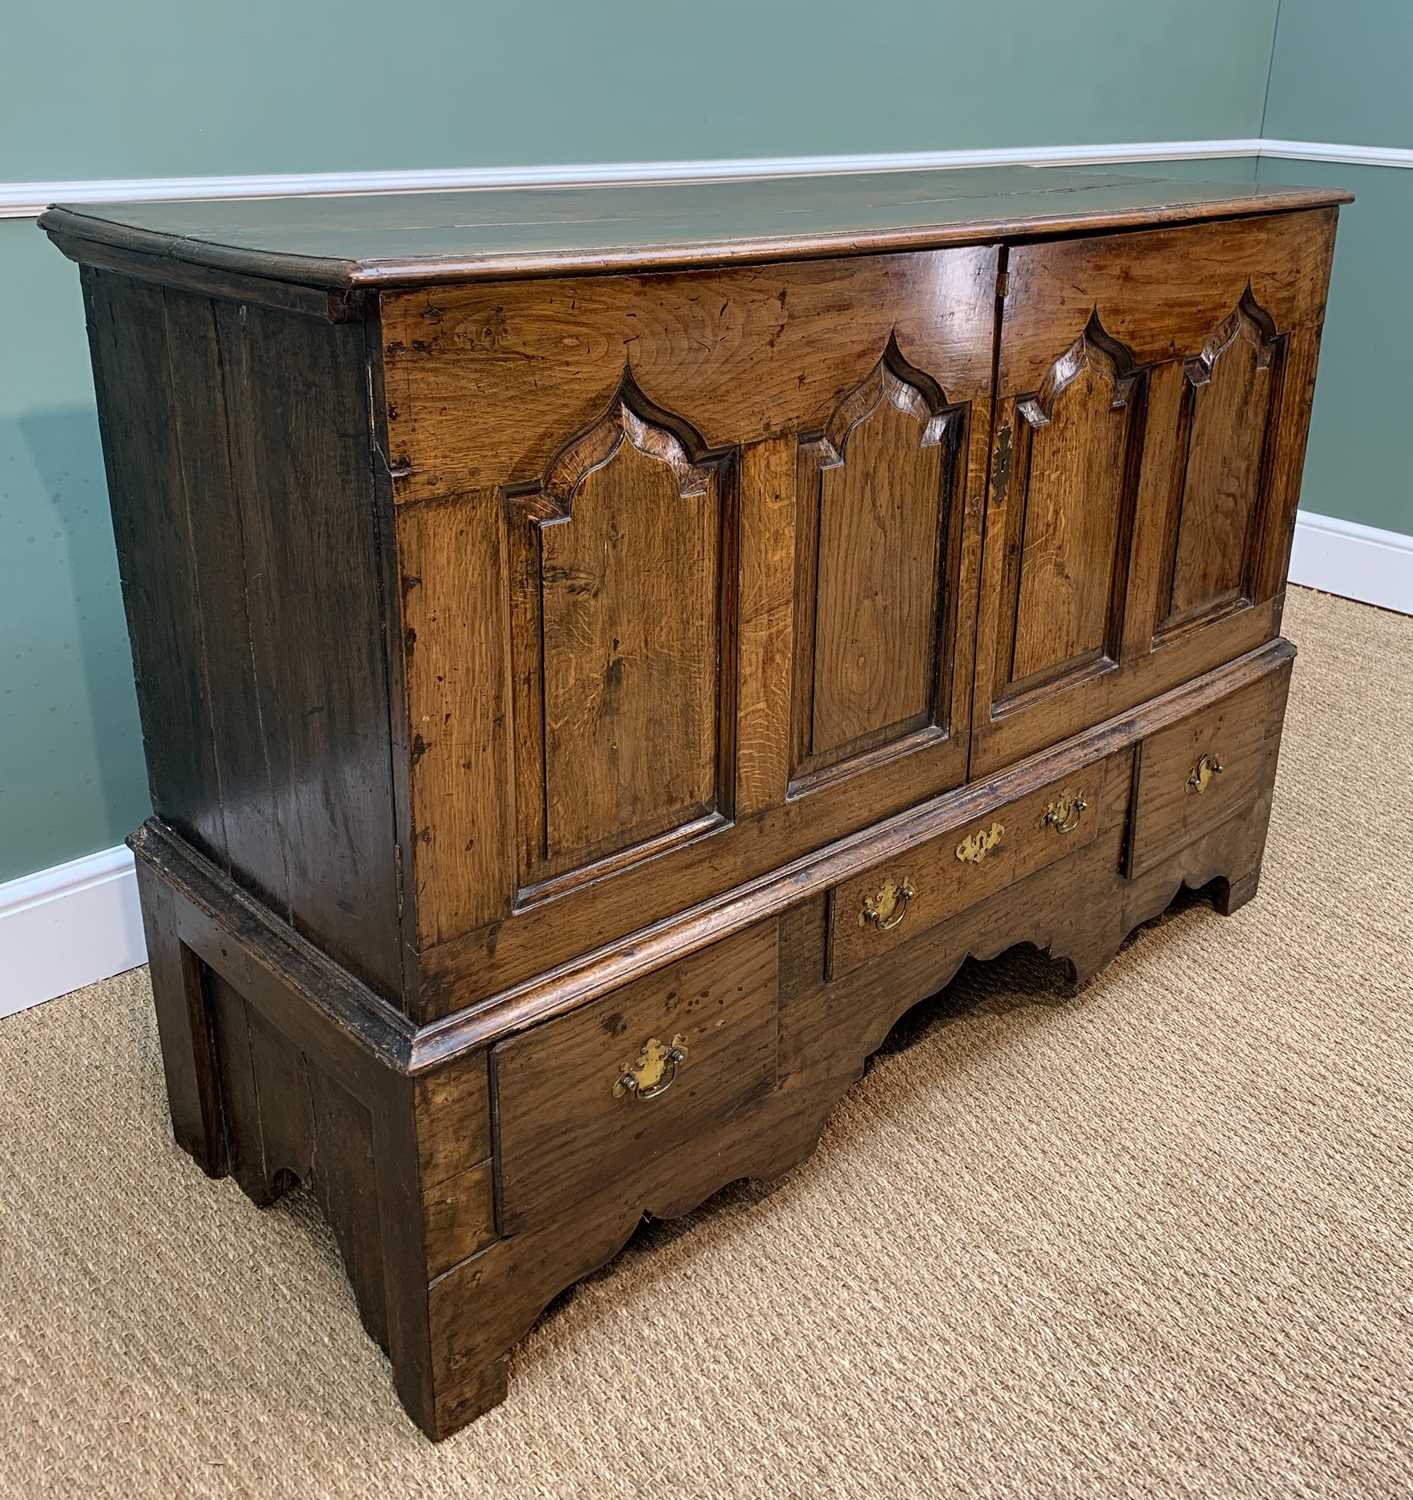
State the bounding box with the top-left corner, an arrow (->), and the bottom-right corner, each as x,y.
0,511 -> 1407,1021
1287,511 -> 1413,616
0,845 -> 144,1019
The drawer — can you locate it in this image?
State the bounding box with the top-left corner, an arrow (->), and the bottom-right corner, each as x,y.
829,753 -> 1124,979
493,924 -> 779,1233
1126,662 -> 1292,879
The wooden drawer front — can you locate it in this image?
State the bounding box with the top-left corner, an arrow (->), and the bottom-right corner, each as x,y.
1127,660 -> 1292,879
829,754 -> 1123,979
493,924 -> 779,1233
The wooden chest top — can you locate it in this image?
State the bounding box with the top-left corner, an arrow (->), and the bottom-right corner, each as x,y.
39,166 -> 1348,286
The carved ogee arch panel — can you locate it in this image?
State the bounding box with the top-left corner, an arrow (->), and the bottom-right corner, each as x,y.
997,313 -> 1144,699
792,337 -> 961,786
507,377 -> 736,897
1156,290 -> 1284,636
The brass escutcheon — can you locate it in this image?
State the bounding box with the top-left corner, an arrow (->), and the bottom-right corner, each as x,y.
1042,790 -> 1089,835
859,875 -> 915,932
956,822 -> 1004,864
1187,753 -> 1224,795
613,1034 -> 688,1101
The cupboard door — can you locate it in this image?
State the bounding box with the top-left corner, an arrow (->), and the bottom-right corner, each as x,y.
971,209 -> 1336,777
385,248 -> 996,1013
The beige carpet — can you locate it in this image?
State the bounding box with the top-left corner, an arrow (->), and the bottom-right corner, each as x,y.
3,586 -> 1411,1499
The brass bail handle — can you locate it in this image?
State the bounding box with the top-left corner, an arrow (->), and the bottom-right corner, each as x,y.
1187,753 -> 1224,795
859,876 -> 915,932
613,1035 -> 688,1102
1042,791 -> 1089,835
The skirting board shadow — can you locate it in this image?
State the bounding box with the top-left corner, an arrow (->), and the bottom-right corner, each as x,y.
0,509 -> 1407,1020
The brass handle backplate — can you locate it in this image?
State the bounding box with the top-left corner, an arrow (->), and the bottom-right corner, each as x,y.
1187,754 -> 1224,795
860,876 -> 915,932
1042,791 -> 1089,835
613,1035 -> 688,1101
956,822 -> 1004,864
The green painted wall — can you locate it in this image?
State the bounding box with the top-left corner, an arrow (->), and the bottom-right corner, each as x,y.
4,1 -> 1278,180
0,0 -> 1399,888
1256,159 -> 1413,537
0,222 -> 147,884
1259,0 -> 1413,539
1263,0 -> 1412,146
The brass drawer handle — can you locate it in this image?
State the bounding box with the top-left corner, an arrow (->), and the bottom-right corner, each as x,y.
859,876 -> 915,931
612,1035 -> 688,1101
1042,791 -> 1089,835
1187,754 -> 1224,795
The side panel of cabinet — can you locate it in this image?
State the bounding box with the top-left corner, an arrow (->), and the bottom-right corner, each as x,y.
84,270 -> 404,1001
385,249 -> 996,1017
972,209 -> 1336,777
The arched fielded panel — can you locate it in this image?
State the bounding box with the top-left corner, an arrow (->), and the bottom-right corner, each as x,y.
1156,295 -> 1283,637
792,343 -> 961,787
993,316 -> 1141,704
507,385 -> 735,898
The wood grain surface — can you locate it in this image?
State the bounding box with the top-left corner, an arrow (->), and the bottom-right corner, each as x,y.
380,247 -> 997,501
970,210 -> 1334,780
828,752 -> 1121,979
84,269 -> 403,998
1127,662 -> 1292,878
43,168 -> 1348,287
493,924 -> 779,1233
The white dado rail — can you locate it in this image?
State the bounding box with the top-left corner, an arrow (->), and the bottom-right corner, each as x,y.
5,136 -> 1413,219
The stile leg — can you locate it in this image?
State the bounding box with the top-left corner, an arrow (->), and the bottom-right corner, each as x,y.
134,853 -> 228,1178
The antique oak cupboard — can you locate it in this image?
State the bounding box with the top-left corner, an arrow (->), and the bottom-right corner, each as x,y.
42,167 -> 1348,1438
